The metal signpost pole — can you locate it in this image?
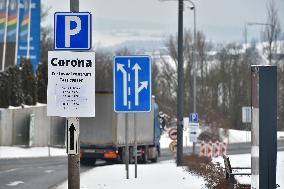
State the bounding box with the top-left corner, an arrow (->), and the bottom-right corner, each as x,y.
176,0 -> 184,166
134,113 -> 138,178
69,1 -> 80,189
125,113 -> 129,179
192,1 -> 197,155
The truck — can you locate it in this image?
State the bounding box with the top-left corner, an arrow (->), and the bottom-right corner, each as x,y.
80,92 -> 161,165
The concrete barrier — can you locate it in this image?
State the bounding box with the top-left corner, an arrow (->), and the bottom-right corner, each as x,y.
0,105 -> 65,147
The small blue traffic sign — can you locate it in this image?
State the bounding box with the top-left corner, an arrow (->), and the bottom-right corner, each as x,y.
189,113 -> 199,123
54,12 -> 92,50
113,56 -> 151,112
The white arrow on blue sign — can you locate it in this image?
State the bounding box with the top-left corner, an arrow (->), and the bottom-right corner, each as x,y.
113,56 -> 151,112
189,113 -> 199,123
54,12 -> 92,50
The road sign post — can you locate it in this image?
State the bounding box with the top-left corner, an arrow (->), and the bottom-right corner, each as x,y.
113,56 -> 151,179
125,113 -> 129,179
70,1 -> 79,189
134,113 -> 138,178
47,1 -> 94,189
189,113 -> 199,154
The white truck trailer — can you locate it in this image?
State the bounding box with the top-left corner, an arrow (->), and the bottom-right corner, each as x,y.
80,92 -> 161,165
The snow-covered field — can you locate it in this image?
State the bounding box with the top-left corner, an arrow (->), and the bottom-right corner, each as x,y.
55,160 -> 206,189
0,146 -> 66,159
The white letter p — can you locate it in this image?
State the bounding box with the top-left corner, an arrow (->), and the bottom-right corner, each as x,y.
65,16 -> 81,47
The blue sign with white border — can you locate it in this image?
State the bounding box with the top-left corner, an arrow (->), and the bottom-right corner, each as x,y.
54,12 -> 91,50
113,56 -> 151,112
189,113 -> 199,123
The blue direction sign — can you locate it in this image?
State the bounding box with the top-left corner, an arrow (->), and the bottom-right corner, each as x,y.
114,56 -> 151,112
189,113 -> 199,123
54,12 -> 92,50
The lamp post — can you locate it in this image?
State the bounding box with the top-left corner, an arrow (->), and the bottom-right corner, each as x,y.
186,0 -> 196,115
186,0 -> 197,155
245,22 -> 273,65
159,0 -> 197,159
159,0 -> 184,166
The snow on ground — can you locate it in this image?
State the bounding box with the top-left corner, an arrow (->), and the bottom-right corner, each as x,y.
225,129 -> 284,144
213,151 -> 284,188
56,160 -> 206,189
0,146 -> 66,159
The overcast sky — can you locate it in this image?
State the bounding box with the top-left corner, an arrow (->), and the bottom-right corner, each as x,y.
43,0 -> 284,48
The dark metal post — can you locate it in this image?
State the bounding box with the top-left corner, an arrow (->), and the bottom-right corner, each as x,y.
251,65 -> 277,189
68,1 -> 80,189
176,0 -> 184,166
70,0 -> 79,12
134,113 -> 138,178
125,113 -> 129,179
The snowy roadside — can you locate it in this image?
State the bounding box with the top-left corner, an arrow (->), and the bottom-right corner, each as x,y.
0,146 -> 66,159
213,151 -> 284,188
160,128 -> 284,149
55,160 -> 206,189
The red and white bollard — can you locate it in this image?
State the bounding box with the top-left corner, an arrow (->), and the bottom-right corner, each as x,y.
199,141 -> 206,156
207,141 -> 213,158
213,141 -> 220,158
221,142 -> 227,155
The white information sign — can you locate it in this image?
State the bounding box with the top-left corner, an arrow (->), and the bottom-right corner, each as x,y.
242,106 -> 251,123
189,122 -> 199,143
47,51 -> 95,117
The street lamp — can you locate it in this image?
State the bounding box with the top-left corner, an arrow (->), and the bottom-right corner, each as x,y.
185,0 -> 197,155
245,22 -> 273,65
159,0 -> 197,157
159,0 -> 184,166
186,1 -> 196,114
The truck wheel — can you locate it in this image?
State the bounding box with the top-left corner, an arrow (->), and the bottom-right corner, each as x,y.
142,146 -> 148,164
150,148 -> 159,163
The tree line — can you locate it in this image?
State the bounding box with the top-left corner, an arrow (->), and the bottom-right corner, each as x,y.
1,1 -> 283,131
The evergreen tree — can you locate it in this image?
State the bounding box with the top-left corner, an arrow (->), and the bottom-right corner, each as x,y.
20,58 -> 37,105
0,66 -> 24,107
0,72 -> 10,108
8,66 -> 23,106
36,61 -> 48,103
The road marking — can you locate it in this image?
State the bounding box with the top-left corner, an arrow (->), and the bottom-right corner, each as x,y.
6,181 -> 24,186
44,170 -> 55,173
0,168 -> 19,175
128,101 -> 131,109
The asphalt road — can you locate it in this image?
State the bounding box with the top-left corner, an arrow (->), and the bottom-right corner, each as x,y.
1,140 -> 284,189
0,157 -> 106,189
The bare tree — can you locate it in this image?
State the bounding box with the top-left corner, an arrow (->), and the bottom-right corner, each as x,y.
262,0 -> 281,64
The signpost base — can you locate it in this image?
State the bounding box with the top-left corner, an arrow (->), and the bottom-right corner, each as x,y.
68,154 -> 80,189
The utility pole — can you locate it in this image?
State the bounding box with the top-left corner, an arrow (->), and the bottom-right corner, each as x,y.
68,1 -> 80,189
187,0 -> 197,155
176,0 -> 184,166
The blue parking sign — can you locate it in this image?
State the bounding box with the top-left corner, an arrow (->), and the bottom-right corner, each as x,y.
54,12 -> 91,50
189,113 -> 199,123
113,56 -> 151,112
